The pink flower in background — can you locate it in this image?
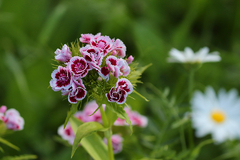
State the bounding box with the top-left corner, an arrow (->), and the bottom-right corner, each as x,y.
104,134 -> 123,154
0,107 -> 24,131
55,44 -> 72,62
112,39 -> 126,58
80,33 -> 101,44
50,66 -> 72,92
82,101 -> 103,123
58,123 -> 75,145
129,110 -> 148,127
114,107 -> 148,128
68,56 -> 90,78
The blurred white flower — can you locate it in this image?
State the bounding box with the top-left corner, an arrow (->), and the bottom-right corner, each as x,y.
191,86 -> 240,143
168,47 -> 221,63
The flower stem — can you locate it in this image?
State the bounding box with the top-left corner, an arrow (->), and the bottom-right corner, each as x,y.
188,69 -> 195,149
105,128 -> 114,160
100,106 -> 114,160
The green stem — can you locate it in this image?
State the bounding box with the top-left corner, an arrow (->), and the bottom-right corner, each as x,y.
105,128 -> 114,160
188,69 -> 194,101
100,106 -> 114,160
188,69 -> 195,149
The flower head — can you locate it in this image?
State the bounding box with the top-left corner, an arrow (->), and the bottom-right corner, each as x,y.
55,44 -> 72,62
191,87 -> 240,143
168,47 -> 221,64
50,33 -> 145,106
0,106 -> 24,131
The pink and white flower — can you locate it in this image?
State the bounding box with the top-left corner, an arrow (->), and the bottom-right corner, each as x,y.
80,33 -> 101,44
106,86 -> 128,104
82,101 -> 103,123
68,85 -> 87,104
118,59 -> 130,77
126,55 -> 134,64
50,66 -> 72,92
80,45 -> 103,70
114,107 -> 148,127
0,105 -> 7,113
90,36 -> 114,56
116,78 -> 133,94
106,78 -> 133,104
55,44 -> 72,62
106,56 -> 121,78
4,109 -> 24,131
58,123 -> 75,145
104,134 -> 123,154
68,56 -> 90,78
112,39 -> 126,58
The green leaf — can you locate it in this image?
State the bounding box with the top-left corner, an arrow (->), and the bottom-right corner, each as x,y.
0,137 -> 19,151
64,102 -> 80,128
0,154 -> 37,160
105,102 -> 132,133
70,117 -> 108,160
171,116 -> 190,129
0,146 -> 3,152
189,139 -> 213,160
71,121 -> 107,157
38,3 -> 68,45
0,121 -> 6,136
105,105 -> 118,127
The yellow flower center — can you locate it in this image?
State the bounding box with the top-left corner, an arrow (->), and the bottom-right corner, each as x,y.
211,110 -> 225,123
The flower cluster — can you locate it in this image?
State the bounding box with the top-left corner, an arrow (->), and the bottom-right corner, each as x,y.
191,87 -> 240,143
58,101 -> 148,152
50,33 -> 134,104
0,106 -> 24,131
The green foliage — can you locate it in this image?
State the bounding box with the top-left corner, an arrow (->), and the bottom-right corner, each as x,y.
0,155 -> 37,160
0,137 -> 19,151
1,0 -> 240,159
71,121 -> 107,157
64,102 -> 80,128
70,117 -> 108,160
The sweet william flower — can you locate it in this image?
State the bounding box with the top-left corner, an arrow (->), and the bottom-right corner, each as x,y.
58,123 -> 75,145
55,44 -> 72,63
168,47 -> 221,63
90,36 -> 114,56
0,106 -> 24,131
104,134 -> 123,154
80,45 -> 103,71
50,33 -> 146,106
191,87 -> 240,143
114,107 -> 148,127
126,55 -> 134,64
50,66 -> 72,92
112,39 -> 126,58
80,33 -> 101,44
106,78 -> 133,104
68,56 -> 90,78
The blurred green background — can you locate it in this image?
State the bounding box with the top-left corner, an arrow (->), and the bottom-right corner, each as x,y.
1,0 -> 240,159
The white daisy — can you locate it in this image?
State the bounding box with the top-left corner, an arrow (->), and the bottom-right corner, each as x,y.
168,47 -> 221,63
191,86 -> 240,143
